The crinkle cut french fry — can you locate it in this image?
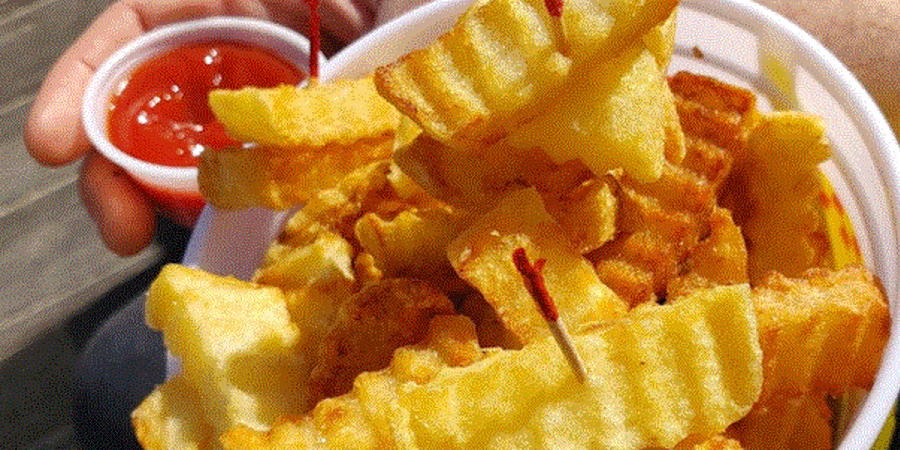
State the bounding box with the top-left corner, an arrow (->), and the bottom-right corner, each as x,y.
721,111 -> 832,282
132,375 -> 213,450
201,77 -> 404,211
727,394 -> 832,450
221,284 -> 762,450
753,266 -> 890,402
374,0 -> 678,148
669,71 -> 758,189
587,72 -> 756,308
209,77 -> 401,149
508,46 -> 676,182
447,188 -> 626,345
146,264 -> 305,438
198,133 -> 395,210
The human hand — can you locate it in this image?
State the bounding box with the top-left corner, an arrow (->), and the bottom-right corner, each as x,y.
24,0 -> 377,256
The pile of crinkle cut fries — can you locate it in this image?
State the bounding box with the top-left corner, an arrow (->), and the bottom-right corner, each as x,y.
131,1 -> 891,449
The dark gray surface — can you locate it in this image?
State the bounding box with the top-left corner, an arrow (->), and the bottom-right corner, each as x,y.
0,219 -> 189,450
72,282 -> 165,450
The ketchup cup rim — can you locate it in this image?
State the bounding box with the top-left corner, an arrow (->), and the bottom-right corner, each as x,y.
81,16 -> 322,192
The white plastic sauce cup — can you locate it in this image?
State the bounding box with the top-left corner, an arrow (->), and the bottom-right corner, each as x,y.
82,17 -> 321,226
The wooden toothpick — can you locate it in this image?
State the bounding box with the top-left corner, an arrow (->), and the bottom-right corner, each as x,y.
512,247 -> 589,383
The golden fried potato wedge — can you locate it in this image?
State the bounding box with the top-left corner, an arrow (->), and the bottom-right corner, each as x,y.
308,279 -> 455,405
221,284 -> 761,450
727,394 -> 832,450
374,0 -> 678,148
281,286 -> 354,356
209,77 -> 400,148
720,111 -> 832,281
132,375 -> 213,450
199,133 -> 396,210
447,188 -> 626,344
354,206 -> 471,280
508,45 -> 678,182
753,266 -> 890,402
146,264 -> 305,436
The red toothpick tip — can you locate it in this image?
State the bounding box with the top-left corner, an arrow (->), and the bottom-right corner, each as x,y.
512,247 -> 588,383
512,247 -> 558,321
540,0 -> 567,55
544,0 -> 563,17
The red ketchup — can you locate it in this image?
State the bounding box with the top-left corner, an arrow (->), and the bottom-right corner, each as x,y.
106,41 -> 305,225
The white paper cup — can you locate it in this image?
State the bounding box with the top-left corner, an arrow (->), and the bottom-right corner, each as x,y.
82,17 -> 324,226
178,1 -> 900,448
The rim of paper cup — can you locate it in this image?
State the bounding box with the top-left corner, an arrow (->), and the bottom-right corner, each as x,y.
82,17 -> 320,188
679,2 -> 900,448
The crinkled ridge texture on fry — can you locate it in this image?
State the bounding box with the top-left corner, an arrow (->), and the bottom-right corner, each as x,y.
752,266 -> 890,403
221,283 -> 762,450
374,0 -> 678,151
141,264 -> 306,445
447,187 -> 627,345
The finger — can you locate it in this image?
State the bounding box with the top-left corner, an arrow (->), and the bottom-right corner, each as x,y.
25,0 -> 277,166
79,151 -> 156,257
318,0 -> 375,44
25,1 -> 149,166
24,0 -> 275,167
